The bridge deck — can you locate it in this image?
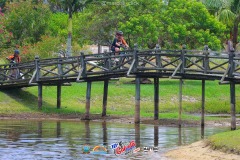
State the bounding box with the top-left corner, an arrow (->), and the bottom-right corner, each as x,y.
1,47 -> 240,88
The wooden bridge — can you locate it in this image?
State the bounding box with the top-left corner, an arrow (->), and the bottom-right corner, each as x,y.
0,44 -> 239,130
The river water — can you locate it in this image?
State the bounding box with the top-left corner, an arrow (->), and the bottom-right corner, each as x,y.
0,120 -> 229,160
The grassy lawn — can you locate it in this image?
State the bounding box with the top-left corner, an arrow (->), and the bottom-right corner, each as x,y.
208,129 -> 240,154
0,78 -> 239,121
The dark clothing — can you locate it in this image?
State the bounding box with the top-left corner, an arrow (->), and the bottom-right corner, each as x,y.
111,38 -> 128,51
111,38 -> 119,51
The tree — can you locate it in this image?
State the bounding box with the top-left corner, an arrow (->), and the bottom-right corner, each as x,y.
77,0 -> 226,50
77,0 -> 165,49
201,0 -> 240,48
0,7 -> 12,49
159,0 -> 226,50
4,1 -> 51,45
48,0 -> 93,56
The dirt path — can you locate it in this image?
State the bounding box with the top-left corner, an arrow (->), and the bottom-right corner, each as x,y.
164,140 -> 240,160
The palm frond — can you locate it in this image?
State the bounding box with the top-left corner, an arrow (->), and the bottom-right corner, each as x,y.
218,9 -> 236,26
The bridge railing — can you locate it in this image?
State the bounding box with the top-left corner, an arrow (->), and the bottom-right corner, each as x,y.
1,45 -> 240,87
0,61 -> 35,85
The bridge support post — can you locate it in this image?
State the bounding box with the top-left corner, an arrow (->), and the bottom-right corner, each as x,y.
102,80 -> 109,117
56,121 -> 61,138
154,78 -> 159,120
38,83 -> 42,110
135,124 -> 140,147
135,78 -> 141,123
154,125 -> 159,147
179,79 -> 183,127
102,121 -> 108,146
228,46 -> 236,130
230,81 -> 236,130
57,84 -> 61,109
201,80 -> 205,127
84,81 -> 92,120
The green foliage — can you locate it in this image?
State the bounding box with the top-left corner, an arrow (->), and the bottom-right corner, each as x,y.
76,0 -> 226,50
0,7 -> 12,50
18,35 -> 63,62
201,0 -> 240,47
161,0 -> 226,50
46,12 -> 68,37
4,1 -> 51,45
119,14 -> 161,49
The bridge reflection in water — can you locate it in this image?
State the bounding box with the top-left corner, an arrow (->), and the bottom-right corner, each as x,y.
0,120 -> 229,159
0,44 -> 239,129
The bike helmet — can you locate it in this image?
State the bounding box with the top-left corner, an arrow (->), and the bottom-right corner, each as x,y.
116,31 -> 123,36
14,50 -> 20,55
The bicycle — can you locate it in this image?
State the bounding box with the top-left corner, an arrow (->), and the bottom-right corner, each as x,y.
5,58 -> 25,80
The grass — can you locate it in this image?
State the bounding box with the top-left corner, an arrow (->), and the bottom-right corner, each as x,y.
0,78 -> 239,120
208,129 -> 240,154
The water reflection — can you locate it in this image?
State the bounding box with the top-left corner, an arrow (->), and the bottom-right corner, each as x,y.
0,120 -> 229,160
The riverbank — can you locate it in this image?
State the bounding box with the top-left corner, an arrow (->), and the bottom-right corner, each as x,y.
164,140 -> 240,160
0,112 -> 239,127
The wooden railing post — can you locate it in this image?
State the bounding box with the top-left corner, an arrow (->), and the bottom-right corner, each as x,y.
35,56 -> 42,110
180,44 -> 186,74
35,56 -> 40,81
229,50 -> 235,77
203,45 -> 209,74
80,52 -> 86,78
133,44 -> 139,72
57,56 -> 63,79
107,52 -> 111,71
155,44 -> 162,69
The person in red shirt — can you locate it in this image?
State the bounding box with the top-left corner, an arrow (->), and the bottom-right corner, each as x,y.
7,50 -> 21,63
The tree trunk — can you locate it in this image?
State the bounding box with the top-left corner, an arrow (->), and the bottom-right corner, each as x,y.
232,16 -> 240,49
66,8 -> 73,57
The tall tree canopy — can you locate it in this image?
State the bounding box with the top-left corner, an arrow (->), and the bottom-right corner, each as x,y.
48,0 -> 93,56
201,0 -> 240,48
76,0 -> 226,50
3,1 -> 51,45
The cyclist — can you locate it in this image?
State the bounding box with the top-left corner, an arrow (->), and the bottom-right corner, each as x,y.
7,50 -> 21,63
111,31 -> 129,62
6,50 -> 21,79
